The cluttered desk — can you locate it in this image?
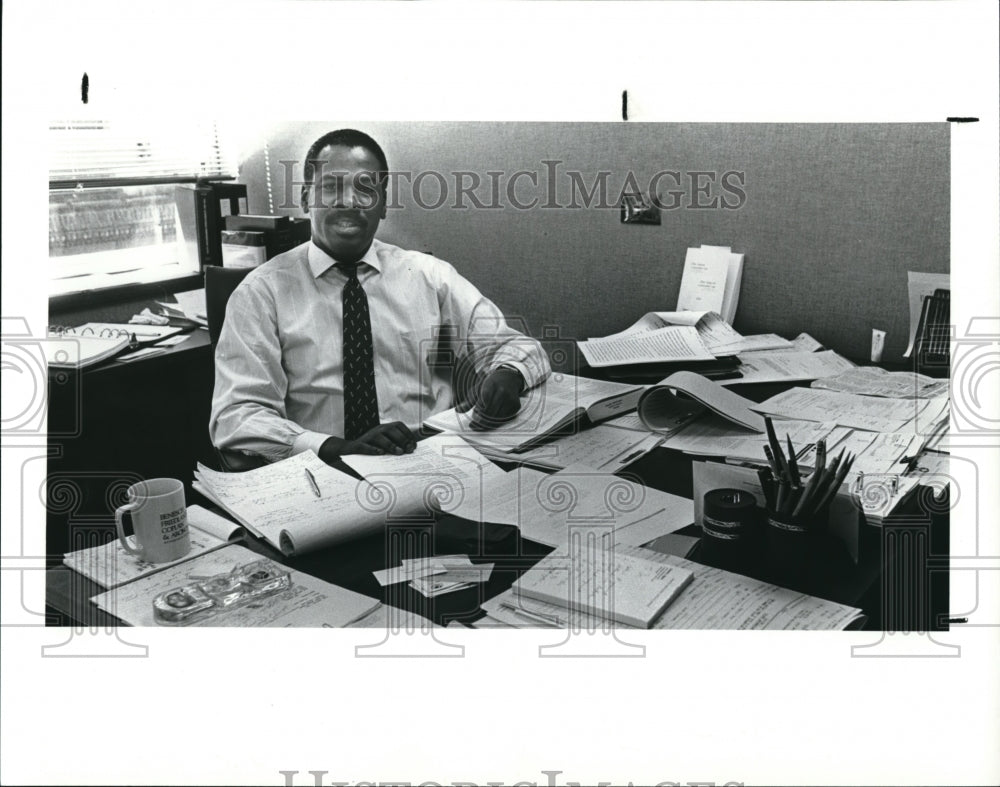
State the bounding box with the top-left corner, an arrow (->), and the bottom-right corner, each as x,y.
47,245 -> 952,633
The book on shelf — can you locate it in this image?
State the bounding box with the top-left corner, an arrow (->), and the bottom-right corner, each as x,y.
422,373 -> 645,454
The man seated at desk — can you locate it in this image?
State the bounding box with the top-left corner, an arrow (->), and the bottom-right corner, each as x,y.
211,128 -> 550,464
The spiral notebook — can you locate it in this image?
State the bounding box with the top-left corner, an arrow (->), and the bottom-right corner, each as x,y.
45,332 -> 131,369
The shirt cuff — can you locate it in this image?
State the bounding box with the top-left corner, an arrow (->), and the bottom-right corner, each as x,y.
490,361 -> 529,391
291,430 -> 332,458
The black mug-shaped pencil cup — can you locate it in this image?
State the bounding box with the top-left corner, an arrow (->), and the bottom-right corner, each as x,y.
765,502 -> 831,584
700,488 -> 761,571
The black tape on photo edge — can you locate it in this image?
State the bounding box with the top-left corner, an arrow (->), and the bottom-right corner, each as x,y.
703,488 -> 757,540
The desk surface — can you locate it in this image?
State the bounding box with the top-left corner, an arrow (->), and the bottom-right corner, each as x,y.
45,367 -> 948,631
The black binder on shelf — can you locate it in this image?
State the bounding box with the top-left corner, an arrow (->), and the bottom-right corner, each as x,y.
194,181 -> 248,268
914,288 -> 950,378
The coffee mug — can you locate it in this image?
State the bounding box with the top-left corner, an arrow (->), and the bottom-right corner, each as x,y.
115,478 -> 191,563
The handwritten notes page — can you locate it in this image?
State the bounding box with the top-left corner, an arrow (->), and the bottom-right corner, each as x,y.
194,451 -> 413,556
63,516 -> 230,590
91,544 -> 379,627
513,543 -> 694,628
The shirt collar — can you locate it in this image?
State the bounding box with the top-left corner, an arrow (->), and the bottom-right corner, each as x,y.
307,239 -> 383,278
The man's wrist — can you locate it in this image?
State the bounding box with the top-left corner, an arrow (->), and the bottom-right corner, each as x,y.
493,363 -> 526,391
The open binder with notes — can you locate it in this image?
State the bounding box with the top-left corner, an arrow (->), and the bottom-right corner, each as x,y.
45,326 -> 134,369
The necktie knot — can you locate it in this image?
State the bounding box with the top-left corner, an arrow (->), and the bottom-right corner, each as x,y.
337,262 -> 360,280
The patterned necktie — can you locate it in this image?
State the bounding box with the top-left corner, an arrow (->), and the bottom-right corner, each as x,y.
339,263 -> 380,440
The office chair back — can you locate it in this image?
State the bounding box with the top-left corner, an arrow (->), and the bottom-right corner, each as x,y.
205,265 -> 254,347
204,265 -> 266,472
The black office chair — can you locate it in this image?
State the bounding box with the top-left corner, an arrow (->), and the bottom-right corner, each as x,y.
204,265 -> 267,472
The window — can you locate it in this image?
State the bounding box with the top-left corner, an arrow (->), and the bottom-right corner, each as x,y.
48,120 -> 237,297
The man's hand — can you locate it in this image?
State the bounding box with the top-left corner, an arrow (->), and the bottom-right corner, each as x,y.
318,422 -> 417,462
459,367 -> 524,431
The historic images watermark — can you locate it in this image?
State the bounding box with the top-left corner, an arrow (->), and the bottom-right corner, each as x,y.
277,770 -> 744,786
276,161 -> 748,212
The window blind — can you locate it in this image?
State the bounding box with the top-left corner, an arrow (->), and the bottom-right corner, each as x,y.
49,120 -> 236,186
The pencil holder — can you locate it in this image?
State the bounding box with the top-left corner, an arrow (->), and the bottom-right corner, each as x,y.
765,505 -> 830,584
700,489 -> 760,571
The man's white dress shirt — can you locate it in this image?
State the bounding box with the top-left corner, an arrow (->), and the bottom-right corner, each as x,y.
210,239 -> 550,461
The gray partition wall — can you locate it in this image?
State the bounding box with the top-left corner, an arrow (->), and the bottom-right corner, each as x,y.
241,122 -> 949,365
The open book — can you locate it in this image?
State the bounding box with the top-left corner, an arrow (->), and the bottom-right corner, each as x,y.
638,371 -> 766,433
423,373 -> 644,454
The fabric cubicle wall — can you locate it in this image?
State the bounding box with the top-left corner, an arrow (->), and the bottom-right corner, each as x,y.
241,122 -> 949,365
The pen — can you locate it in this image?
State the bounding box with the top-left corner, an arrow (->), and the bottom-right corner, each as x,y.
304,467 -> 322,498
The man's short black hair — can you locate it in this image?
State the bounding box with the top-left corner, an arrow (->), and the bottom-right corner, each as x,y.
302,129 -> 389,185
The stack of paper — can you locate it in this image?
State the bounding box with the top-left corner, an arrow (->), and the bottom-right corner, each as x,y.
158,288 -> 208,328
478,545 -> 866,630
511,543 -> 695,628
373,554 -> 494,597
719,349 -> 856,386
677,245 -> 744,324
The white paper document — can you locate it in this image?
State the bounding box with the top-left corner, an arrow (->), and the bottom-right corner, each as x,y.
63,523 -> 229,590
578,325 -> 715,367
448,466 -> 694,550
639,370 -> 766,432
512,543 -> 694,628
661,416 -> 838,464
593,310 -> 745,355
91,544 -> 379,627
753,388 -> 931,432
481,546 -> 864,630
812,366 -> 949,399
495,423 -> 663,472
194,451 -> 424,556
342,434 -> 510,521
723,349 -> 855,386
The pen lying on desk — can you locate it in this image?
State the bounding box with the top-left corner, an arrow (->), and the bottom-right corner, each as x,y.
304,467 -> 322,498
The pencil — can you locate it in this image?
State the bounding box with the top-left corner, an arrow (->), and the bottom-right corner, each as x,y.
815,453 -> 856,511
763,444 -> 781,480
786,435 -> 801,486
765,417 -> 792,485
